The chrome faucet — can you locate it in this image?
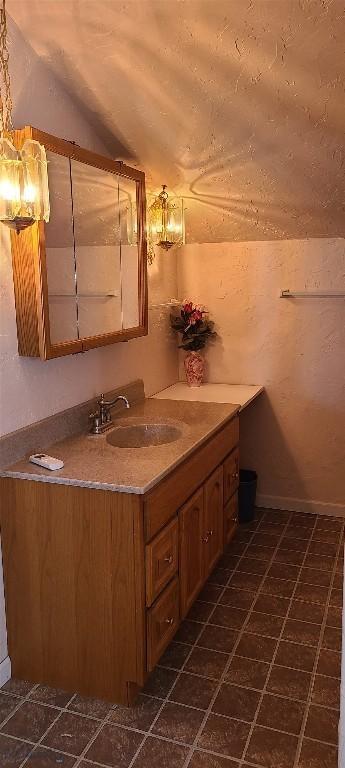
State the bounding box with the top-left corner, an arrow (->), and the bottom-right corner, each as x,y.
89,394 -> 130,435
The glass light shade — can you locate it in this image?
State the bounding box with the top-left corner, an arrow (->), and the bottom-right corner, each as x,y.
0,137 -> 21,221
20,139 -> 50,223
0,137 -> 50,232
148,186 -> 184,251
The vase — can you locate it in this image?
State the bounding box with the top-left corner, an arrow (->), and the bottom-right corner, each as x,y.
184,351 -> 205,387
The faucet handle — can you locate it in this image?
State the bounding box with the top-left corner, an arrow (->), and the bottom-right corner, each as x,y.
89,411 -> 102,433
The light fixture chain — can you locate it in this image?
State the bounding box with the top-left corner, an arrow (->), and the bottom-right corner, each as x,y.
0,0 -> 13,133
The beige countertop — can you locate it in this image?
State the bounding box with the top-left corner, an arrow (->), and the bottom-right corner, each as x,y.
1,398 -> 239,495
152,382 -> 264,409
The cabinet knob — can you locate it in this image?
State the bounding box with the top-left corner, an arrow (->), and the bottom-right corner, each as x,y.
164,554 -> 173,565
232,471 -> 239,479
165,617 -> 174,625
202,535 -> 209,544
207,529 -> 214,537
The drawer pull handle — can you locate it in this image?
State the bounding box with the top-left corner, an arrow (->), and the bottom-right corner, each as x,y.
202,535 -> 209,544
164,555 -> 173,565
165,617 -> 174,625
207,529 -> 214,537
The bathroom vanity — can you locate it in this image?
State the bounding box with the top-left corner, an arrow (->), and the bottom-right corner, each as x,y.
0,397 -> 239,706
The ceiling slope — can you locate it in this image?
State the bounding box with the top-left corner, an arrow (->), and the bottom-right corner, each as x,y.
7,0 -> 345,242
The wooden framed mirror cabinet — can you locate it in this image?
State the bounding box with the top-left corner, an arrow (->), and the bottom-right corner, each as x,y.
9,126 -> 148,359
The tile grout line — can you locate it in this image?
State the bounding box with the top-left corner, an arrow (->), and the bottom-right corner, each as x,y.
17,692 -> 74,768
71,703 -> 126,768
181,509 -> 295,767
291,518 -> 344,768
184,510 -> 342,767
1,688 -> 117,766
237,510 -> 320,768
174,512 -> 342,768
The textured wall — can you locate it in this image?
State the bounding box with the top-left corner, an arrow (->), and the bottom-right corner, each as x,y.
178,239 -> 345,513
8,0 -> 345,243
0,26 -> 178,437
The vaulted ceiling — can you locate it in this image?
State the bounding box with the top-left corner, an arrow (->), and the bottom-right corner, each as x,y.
7,0 -> 345,242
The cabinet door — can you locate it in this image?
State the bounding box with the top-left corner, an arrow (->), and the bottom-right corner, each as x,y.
179,488 -> 204,618
224,448 -> 239,504
224,492 -> 238,547
203,467 -> 224,579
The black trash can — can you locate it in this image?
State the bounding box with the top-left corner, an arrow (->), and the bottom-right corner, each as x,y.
238,469 -> 257,523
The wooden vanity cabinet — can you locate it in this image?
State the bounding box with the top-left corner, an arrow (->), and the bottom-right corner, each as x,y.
0,415 -> 239,706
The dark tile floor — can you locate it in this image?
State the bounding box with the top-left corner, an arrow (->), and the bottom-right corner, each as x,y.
0,508 -> 343,768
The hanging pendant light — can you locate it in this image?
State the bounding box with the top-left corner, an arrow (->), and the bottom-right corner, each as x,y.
147,185 -> 184,263
0,0 -> 50,233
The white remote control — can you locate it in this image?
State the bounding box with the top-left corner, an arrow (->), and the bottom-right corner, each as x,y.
29,453 -> 64,471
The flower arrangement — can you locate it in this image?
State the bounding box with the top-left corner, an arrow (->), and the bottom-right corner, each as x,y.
170,300 -> 216,351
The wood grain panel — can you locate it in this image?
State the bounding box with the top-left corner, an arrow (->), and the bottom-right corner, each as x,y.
144,417 -> 239,541
132,496 -> 147,688
0,478 -> 143,704
10,225 -> 41,357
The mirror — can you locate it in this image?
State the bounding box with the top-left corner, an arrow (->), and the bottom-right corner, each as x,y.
119,176 -> 139,330
45,151 -> 79,345
71,160 -> 122,338
43,141 -> 145,348
10,126 -> 147,360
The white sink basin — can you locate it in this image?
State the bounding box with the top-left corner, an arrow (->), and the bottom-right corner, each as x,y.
106,423 -> 183,448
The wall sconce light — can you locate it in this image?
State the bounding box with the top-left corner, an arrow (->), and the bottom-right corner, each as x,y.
147,185 -> 184,264
0,0 -> 50,233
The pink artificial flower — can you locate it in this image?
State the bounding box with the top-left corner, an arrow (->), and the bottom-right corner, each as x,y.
181,300 -> 207,328
183,304 -> 193,315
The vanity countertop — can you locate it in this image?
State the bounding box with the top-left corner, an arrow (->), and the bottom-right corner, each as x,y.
1,398 -> 239,495
152,382 -> 264,409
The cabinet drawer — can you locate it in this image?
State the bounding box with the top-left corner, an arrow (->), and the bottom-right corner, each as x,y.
224,448 -> 239,503
224,492 -> 239,546
147,577 -> 179,671
145,518 -> 178,607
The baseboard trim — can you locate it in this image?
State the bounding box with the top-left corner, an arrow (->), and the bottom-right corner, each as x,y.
256,494 -> 345,518
0,656 -> 11,687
